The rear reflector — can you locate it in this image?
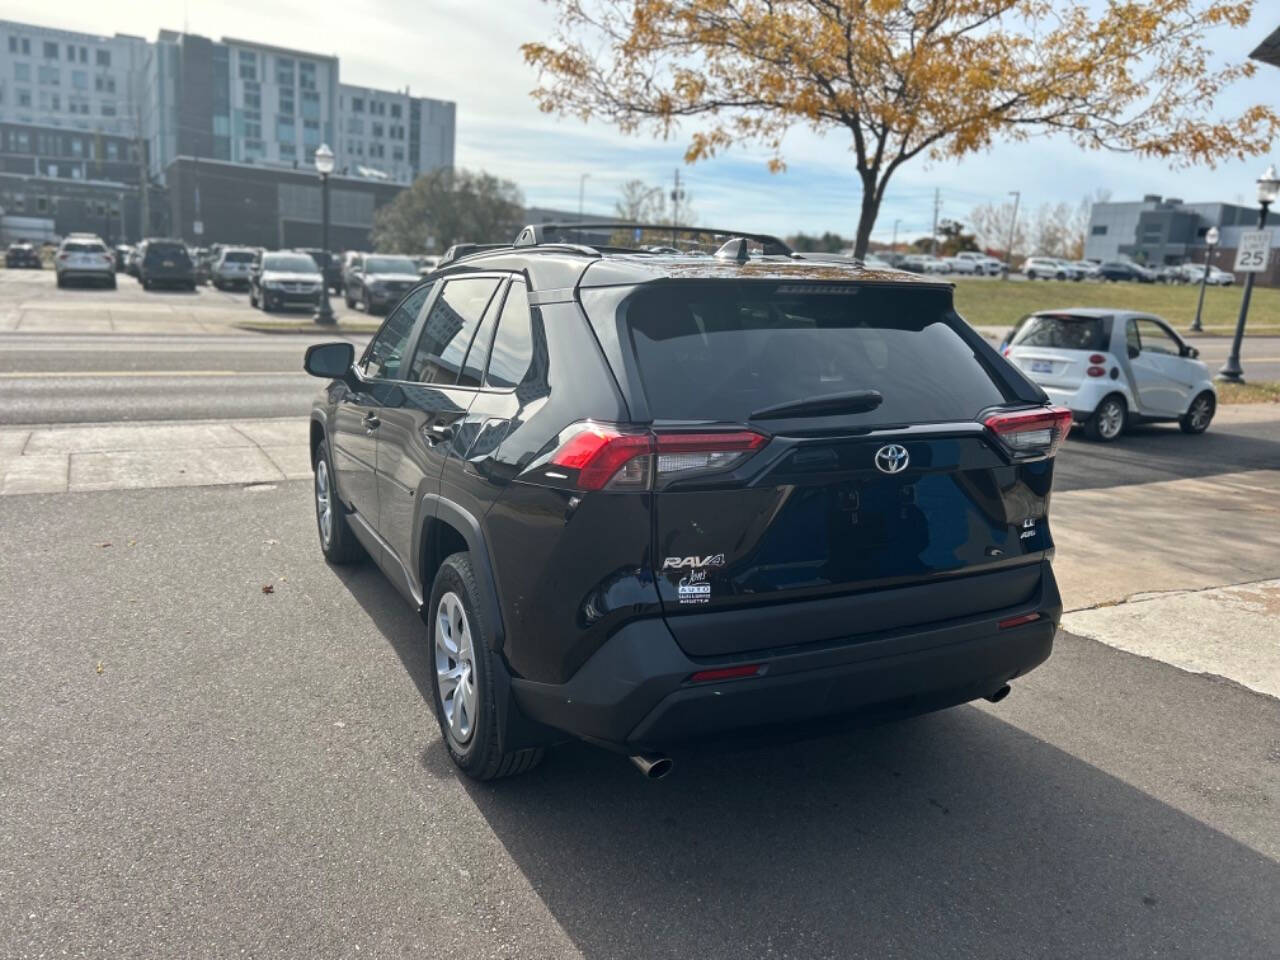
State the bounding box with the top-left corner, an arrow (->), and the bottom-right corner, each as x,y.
547,422 -> 766,491
689,664 -> 763,683
984,406 -> 1072,458
1086,365 -> 1106,378
998,613 -> 1041,629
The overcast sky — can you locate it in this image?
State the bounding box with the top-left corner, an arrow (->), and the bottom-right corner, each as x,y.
19,1 -> 1280,241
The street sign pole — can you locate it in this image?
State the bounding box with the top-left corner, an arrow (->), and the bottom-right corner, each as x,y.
1190,226 -> 1218,333
1217,209 -> 1272,383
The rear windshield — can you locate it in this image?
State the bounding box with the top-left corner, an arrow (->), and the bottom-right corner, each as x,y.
64,242 -> 106,253
224,251 -> 254,263
1010,314 -> 1108,351
365,256 -> 416,274
144,244 -> 189,262
263,253 -> 319,273
624,283 -> 1011,424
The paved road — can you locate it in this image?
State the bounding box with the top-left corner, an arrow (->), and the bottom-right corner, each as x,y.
0,332 -> 368,424
1,481 -> 1276,959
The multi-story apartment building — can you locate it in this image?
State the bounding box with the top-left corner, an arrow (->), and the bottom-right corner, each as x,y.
0,17 -> 455,244
337,84 -> 455,184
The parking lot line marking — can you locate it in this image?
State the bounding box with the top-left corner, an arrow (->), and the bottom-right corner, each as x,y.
0,370 -> 296,378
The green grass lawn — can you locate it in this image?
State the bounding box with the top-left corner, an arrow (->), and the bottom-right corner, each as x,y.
952,278 -> 1280,335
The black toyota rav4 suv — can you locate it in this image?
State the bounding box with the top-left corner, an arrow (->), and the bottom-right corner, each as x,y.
304,224 -> 1068,780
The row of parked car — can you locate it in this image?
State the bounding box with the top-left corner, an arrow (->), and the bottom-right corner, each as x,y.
17,233 -> 443,315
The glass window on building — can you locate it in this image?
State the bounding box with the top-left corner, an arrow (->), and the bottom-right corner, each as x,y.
352,97 -> 364,113
372,122 -> 383,138
21,38 -> 30,54
391,103 -> 402,119
238,52 -> 257,80
301,90 -> 320,121
65,43 -> 74,60
72,70 -> 87,90
277,117 -> 295,142
244,89 -> 261,110
7,36 -> 14,52
101,102 -> 116,117
106,140 -> 118,160
299,61 -> 316,91
96,49 -> 110,67
15,62 -> 30,82
78,46 -> 87,63
70,137 -> 83,157
43,41 -> 58,59
280,142 -> 296,159
18,89 -> 31,108
38,65 -> 60,85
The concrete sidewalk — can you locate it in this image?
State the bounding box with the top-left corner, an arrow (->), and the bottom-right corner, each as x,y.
0,418 -> 310,494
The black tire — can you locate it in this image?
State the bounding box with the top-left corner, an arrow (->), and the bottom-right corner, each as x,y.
107,276 -> 117,290
1179,391 -> 1215,434
56,274 -> 65,288
429,553 -> 544,781
1084,394 -> 1127,442
313,441 -> 362,564
361,289 -> 374,314
344,287 -> 355,309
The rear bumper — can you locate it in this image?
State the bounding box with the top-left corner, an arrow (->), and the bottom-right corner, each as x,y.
263,290 -> 321,309
511,560 -> 1061,751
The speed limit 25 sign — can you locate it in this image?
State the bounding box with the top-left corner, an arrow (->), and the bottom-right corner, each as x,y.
1233,231 -> 1273,273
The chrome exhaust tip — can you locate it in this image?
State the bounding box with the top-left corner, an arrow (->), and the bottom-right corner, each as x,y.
629,753 -> 674,780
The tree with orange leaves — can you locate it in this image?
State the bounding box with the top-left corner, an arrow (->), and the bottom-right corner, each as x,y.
523,0 -> 1279,257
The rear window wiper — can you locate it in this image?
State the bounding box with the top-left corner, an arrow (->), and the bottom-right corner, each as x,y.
750,389 -> 883,420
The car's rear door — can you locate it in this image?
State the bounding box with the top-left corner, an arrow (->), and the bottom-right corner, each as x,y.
375,275 -> 503,572
620,281 -> 1063,657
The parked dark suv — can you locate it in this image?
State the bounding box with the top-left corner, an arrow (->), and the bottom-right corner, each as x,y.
137,239 -> 196,290
304,223 -> 1067,781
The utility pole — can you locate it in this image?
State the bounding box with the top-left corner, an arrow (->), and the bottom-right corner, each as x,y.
670,168 -> 686,245
930,189 -> 941,257
1005,190 -> 1021,278
577,172 -> 590,222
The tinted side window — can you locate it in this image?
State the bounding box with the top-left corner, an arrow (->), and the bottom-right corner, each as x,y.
363,283 -> 432,381
1136,319 -> 1179,356
1125,319 -> 1141,357
410,277 -> 501,384
485,280 -> 533,390
456,280 -> 507,388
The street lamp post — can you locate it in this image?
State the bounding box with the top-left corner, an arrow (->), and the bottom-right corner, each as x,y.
1217,164 -> 1279,383
892,219 -> 900,251
312,143 -> 336,326
1190,225 -> 1219,333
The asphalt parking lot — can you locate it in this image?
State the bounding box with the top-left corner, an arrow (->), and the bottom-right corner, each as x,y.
3,481 -> 1277,959
2,268 -> 1278,959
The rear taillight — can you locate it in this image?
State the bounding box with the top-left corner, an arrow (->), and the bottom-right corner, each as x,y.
545,422 -> 767,491
1086,366 -> 1106,378
984,406 -> 1073,458
1088,354 -> 1106,364
689,664 -> 764,683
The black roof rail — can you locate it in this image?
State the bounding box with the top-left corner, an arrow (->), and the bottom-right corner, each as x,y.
513,222 -> 793,256
437,242 -> 510,267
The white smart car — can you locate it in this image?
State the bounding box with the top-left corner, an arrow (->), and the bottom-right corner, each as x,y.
1004,309 -> 1216,441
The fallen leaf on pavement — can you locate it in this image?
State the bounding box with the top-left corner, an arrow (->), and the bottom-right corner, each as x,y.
261,584 -> 274,594
95,662 -> 104,675
95,542 -> 111,548
263,539 -> 279,545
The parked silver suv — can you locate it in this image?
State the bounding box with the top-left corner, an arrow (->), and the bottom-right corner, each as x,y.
55,234 -> 116,289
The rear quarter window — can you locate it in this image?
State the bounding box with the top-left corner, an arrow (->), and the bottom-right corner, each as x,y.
624,282 -> 1012,424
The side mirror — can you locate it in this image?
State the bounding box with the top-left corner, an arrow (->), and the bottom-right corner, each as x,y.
304,341 -> 355,379
1127,345 -> 1140,359
1183,345 -> 1199,359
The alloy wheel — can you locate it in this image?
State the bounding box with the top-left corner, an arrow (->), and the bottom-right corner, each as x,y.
435,592 -> 478,744
1189,395 -> 1213,431
1098,400 -> 1124,440
315,458 -> 333,548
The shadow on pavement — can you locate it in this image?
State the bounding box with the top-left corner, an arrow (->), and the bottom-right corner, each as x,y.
338,561 -> 1280,959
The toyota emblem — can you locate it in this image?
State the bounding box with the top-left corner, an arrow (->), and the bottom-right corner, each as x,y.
874,444 -> 910,474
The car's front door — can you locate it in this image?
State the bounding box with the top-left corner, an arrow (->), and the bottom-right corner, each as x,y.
1126,317 -> 1191,416
331,301 -> 420,528
376,275 -> 505,575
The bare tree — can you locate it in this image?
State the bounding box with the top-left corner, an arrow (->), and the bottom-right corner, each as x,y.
969,200 -> 1026,258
